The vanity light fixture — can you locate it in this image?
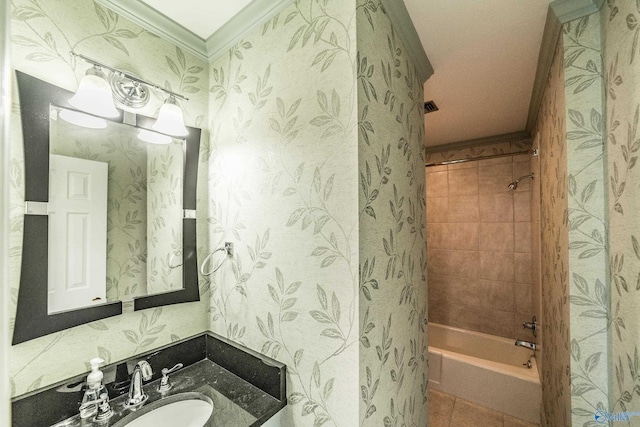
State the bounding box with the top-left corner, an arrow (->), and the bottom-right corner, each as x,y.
137,129 -> 172,145
58,108 -> 108,129
68,51 -> 189,139
68,65 -> 119,118
152,96 -> 188,137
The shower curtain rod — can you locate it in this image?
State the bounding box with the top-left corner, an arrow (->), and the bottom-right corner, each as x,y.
425,150 -> 533,167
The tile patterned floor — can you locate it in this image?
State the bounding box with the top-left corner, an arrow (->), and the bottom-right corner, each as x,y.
429,389 -> 540,427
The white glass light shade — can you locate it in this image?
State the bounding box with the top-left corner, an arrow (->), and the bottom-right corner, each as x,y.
138,129 -> 172,145
68,67 -> 119,118
59,109 -> 107,129
152,98 -> 188,137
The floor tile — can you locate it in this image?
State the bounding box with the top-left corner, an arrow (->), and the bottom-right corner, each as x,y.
504,414 -> 539,427
449,398 -> 503,427
429,389 -> 455,427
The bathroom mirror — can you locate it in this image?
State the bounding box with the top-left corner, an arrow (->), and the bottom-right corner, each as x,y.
12,71 -> 201,345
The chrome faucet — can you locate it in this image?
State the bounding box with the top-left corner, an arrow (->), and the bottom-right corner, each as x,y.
522,316 -> 538,337
515,339 -> 537,351
79,393 -> 113,422
127,360 -> 153,407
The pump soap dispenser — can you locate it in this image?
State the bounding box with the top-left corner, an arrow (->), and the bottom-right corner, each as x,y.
79,357 -> 112,420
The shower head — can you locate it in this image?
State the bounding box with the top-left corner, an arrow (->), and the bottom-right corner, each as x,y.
508,173 -> 534,190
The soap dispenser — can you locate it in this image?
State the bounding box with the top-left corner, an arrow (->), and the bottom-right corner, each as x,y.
79,357 -> 106,419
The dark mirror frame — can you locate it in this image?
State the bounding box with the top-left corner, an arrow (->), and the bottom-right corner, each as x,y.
12,70 -> 201,345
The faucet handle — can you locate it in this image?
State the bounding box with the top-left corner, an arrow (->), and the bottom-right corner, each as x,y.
158,363 -> 183,393
94,393 -> 114,422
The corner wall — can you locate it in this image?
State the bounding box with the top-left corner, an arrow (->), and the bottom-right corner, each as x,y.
603,0 -> 640,416
533,31 -> 571,427
206,0 -> 360,425
357,5 -> 428,426
533,9 -> 610,426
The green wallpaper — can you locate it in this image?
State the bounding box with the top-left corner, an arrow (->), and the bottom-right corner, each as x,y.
205,0 -> 427,425
534,33 -> 571,427
357,4 -> 428,426
562,13 -> 610,425
9,0 -> 210,397
604,0 -> 640,417
535,10 -> 611,426
206,0 -> 360,424
8,2 -> 429,426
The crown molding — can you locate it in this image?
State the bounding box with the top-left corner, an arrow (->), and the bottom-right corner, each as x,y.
526,0 -> 604,131
425,131 -> 531,154
205,0 -> 294,61
96,0 -> 294,62
97,0 -> 433,76
95,0 -> 208,61
380,0 -> 433,83
550,0 -> 603,23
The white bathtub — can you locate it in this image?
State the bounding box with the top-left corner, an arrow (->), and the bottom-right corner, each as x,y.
428,323 -> 541,424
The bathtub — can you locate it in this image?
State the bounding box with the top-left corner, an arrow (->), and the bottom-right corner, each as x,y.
428,323 -> 541,424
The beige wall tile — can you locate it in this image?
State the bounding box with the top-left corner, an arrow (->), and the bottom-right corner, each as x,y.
449,195 -> 479,222
426,164 -> 447,173
428,274 -> 449,302
428,298 -> 452,325
428,249 -> 450,276
479,192 -> 514,222
448,167 -> 478,196
479,163 -> 513,194
515,252 -> 532,284
514,191 -> 532,221
426,197 -> 448,223
449,223 -> 479,251
427,223 -> 449,250
479,279 -> 515,311
480,251 -> 514,281
443,304 -> 515,338
426,171 -> 448,197
513,161 -> 533,192
480,223 -> 514,252
515,222 -> 532,253
515,281 -> 533,314
478,155 -> 513,166
447,161 -> 477,170
449,250 -> 480,279
512,154 -> 530,163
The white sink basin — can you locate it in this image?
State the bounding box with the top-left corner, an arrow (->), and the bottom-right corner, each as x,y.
113,392 -> 213,427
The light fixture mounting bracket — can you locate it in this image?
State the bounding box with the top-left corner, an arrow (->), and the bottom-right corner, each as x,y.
109,72 -> 150,108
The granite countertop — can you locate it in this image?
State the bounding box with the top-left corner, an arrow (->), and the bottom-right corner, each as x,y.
51,359 -> 284,427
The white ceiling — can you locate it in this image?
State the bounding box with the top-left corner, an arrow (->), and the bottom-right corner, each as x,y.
404,0 -> 551,147
139,0 -> 551,148
140,0 -> 253,39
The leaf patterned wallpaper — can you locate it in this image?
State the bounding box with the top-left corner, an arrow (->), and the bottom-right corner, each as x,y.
534,30 -> 571,427
603,0 -> 640,418
562,14 -> 610,426
534,10 -> 611,427
8,0 -> 210,397
205,0 -> 427,425
356,5 -> 428,427
8,0 -> 429,424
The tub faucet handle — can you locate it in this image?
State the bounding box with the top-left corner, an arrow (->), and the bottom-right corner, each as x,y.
522,316 -> 537,337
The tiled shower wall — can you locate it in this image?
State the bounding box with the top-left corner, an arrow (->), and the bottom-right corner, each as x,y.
426,155 -> 533,338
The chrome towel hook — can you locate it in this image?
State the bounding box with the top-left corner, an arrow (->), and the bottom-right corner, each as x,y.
200,242 -> 233,276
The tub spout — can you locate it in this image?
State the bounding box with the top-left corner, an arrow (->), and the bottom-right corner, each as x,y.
515,339 -> 537,351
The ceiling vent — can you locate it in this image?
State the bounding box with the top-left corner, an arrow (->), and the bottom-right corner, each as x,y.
424,100 -> 439,114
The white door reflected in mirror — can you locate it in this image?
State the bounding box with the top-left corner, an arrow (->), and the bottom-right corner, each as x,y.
48,154 -> 108,313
